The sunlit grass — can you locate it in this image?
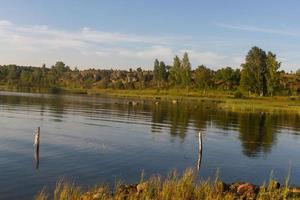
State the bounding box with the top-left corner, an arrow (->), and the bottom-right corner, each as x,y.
86,88 -> 300,114
1,86 -> 299,113
35,169 -> 299,200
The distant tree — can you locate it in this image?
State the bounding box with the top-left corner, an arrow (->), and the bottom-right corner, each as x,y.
0,67 -> 3,80
157,61 -> 167,88
20,69 -> 32,87
194,65 -> 213,93
0,65 -> 8,81
153,59 -> 160,87
0,50 -> 296,96
7,65 -> 18,80
136,67 -> 145,88
169,56 -> 181,86
52,61 -> 70,75
214,67 -> 240,90
266,52 -> 281,96
240,46 -> 268,96
159,61 -> 167,81
153,59 -> 167,88
181,52 -> 191,89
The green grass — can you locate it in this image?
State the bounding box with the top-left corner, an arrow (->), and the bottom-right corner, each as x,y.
1,86 -> 299,114
218,97 -> 300,114
86,88 -> 300,114
35,169 -> 299,200
87,88 -> 232,99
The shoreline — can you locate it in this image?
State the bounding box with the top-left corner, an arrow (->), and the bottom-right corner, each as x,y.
1,88 -> 299,114
35,169 -> 300,200
87,89 -> 300,114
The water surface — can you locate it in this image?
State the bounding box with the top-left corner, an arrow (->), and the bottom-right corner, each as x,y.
0,91 -> 299,199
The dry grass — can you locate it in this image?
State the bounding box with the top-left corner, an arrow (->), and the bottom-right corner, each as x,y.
35,169 -> 299,200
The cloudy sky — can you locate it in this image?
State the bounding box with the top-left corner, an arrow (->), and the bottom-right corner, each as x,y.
0,0 -> 300,71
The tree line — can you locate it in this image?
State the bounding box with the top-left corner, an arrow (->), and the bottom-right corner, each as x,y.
0,46 -> 299,96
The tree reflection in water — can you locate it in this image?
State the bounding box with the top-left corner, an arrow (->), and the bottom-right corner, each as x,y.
0,92 -> 299,158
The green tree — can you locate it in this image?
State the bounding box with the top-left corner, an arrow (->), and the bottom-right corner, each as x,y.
153,59 -> 160,88
181,52 -> 191,89
136,67 -> 145,89
266,52 -> 281,96
7,65 -> 18,80
114,80 -> 124,89
20,69 -> 33,87
240,46 -> 268,96
194,65 -> 213,93
158,61 -> 167,87
52,61 -> 70,76
214,67 -> 240,90
169,56 -> 181,86
153,59 -> 167,88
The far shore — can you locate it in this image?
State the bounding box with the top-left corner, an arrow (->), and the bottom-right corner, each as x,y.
1,87 -> 300,114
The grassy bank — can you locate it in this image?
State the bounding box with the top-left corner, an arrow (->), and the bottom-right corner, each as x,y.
1,86 -> 299,114
35,169 -> 299,200
86,88 -> 300,114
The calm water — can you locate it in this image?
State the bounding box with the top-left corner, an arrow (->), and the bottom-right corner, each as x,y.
0,91 -> 300,199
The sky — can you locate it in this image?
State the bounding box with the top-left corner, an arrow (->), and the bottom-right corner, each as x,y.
0,0 -> 300,71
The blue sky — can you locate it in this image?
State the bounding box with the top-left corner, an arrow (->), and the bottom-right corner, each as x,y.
0,0 -> 300,71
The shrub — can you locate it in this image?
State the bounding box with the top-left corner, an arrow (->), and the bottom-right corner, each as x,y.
234,90 -> 244,99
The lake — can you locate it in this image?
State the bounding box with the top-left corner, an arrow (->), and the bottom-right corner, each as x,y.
0,91 -> 299,199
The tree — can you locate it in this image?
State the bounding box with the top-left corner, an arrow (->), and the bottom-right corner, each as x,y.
7,65 -> 18,80
214,67 -> 240,90
153,59 -> 160,88
181,52 -> 191,89
240,46 -> 268,96
169,56 -> 181,86
266,52 -> 280,96
52,61 -> 70,76
160,61 -> 167,87
194,65 -> 213,93
136,67 -> 145,89
159,61 -> 167,82
153,59 -> 167,88
20,69 -> 32,87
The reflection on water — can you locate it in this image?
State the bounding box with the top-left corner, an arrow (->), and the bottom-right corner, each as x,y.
197,132 -> 203,172
0,91 -> 299,199
34,142 -> 39,170
150,101 -> 300,157
34,127 -> 40,170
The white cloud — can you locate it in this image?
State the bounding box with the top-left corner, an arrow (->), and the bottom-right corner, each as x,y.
0,19 -> 13,26
0,20 -> 184,50
180,50 -> 242,69
0,19 -> 259,69
216,23 -> 300,37
116,46 -> 173,60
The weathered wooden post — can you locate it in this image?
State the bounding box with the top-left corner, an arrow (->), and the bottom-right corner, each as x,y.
197,131 -> 203,172
34,127 -> 40,146
34,127 -> 40,169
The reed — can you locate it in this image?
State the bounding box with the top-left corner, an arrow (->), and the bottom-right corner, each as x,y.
35,169 -> 299,200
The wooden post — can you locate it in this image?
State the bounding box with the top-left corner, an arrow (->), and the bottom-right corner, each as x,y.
197,131 -> 203,172
34,127 -> 40,146
34,127 -> 40,169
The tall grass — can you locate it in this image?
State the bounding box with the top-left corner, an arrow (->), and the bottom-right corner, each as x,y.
35,169 -> 299,200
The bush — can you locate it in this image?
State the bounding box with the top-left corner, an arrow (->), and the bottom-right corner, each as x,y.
114,80 -> 124,89
49,86 -> 62,94
233,90 -> 244,99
